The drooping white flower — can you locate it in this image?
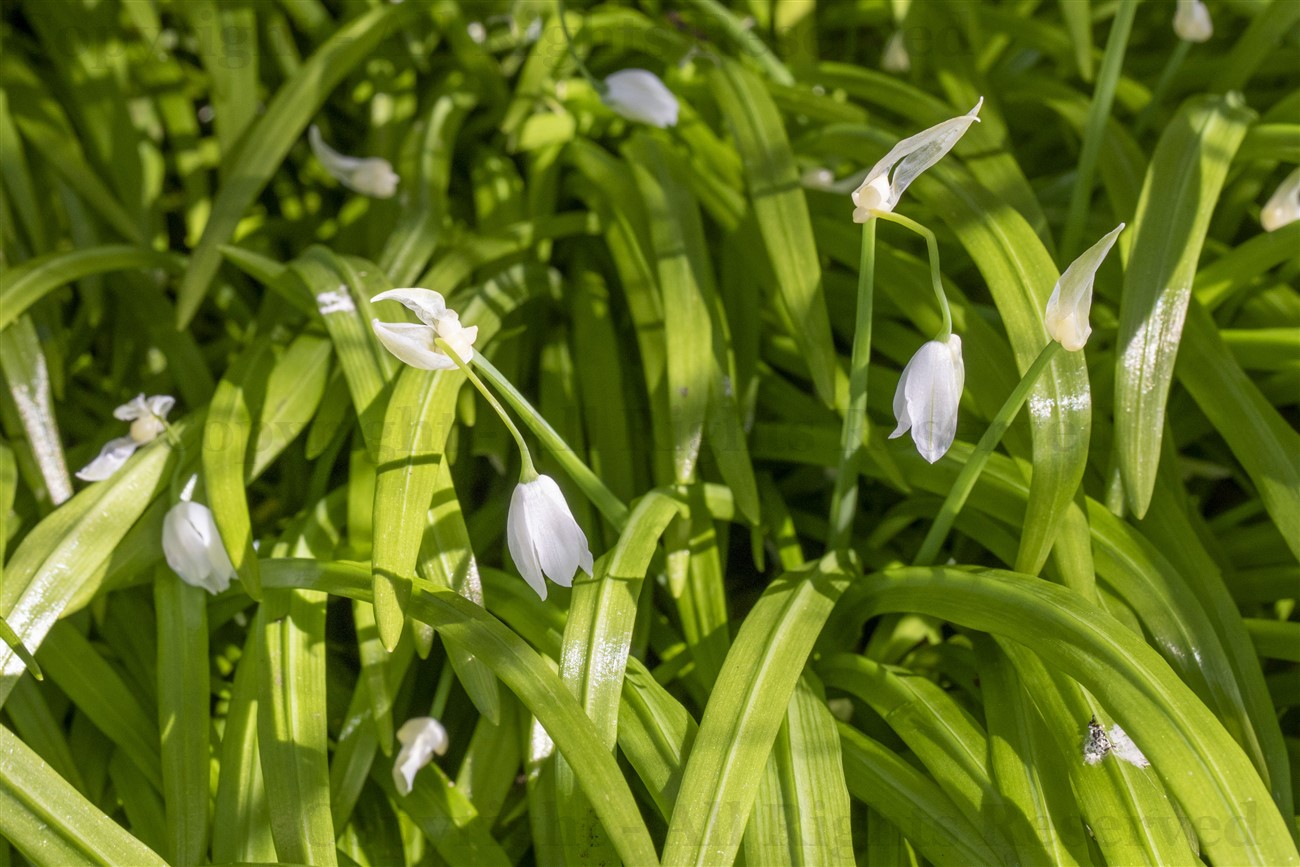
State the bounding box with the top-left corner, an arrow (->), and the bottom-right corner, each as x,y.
1045,223 -> 1125,351
601,69 -> 679,128
507,473 -> 593,600
1173,0 -> 1213,42
76,394 -> 175,482
308,125 -> 399,199
882,30 -> 911,74
163,499 -> 237,595
890,334 -> 965,464
852,98 -> 983,220
1261,166 -> 1300,232
370,288 -> 478,371
1107,724 -> 1150,768
1083,715 -> 1112,766
393,716 -> 449,796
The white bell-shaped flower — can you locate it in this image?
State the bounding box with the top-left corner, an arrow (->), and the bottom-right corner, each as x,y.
507,473 -> 593,600
890,334 -> 965,463
852,98 -> 983,220
393,716 -> 449,796
76,394 -> 175,482
370,288 -> 478,371
1261,167 -> 1300,232
601,69 -> 679,128
308,126 -> 399,198
163,499 -> 237,595
1174,0 -> 1213,42
882,31 -> 911,74
1045,223 -> 1125,351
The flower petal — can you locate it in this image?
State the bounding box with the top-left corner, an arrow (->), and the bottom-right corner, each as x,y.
371,288 -> 448,327
1045,223 -> 1124,351
393,717 -> 448,796
113,394 -> 151,421
1261,166 -> 1300,232
163,501 -> 236,594
1174,0 -> 1212,42
852,98 -> 982,216
508,482 -> 548,600
309,125 -> 400,198
75,436 -> 139,482
371,320 -> 456,371
602,69 -> 679,128
893,336 -> 964,463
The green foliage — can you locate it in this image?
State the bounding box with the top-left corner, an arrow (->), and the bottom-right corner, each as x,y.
1,1 -> 1297,865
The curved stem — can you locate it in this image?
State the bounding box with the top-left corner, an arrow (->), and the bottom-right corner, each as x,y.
435,339 -> 537,479
872,210 -> 952,338
466,351 -> 630,529
1060,0 -> 1137,260
827,219 -> 876,552
556,1 -> 603,93
913,341 -> 1062,566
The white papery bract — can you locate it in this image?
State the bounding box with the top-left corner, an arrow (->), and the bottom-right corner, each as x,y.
370,288 -> 478,370
162,500 -> 237,595
890,335 -> 965,464
76,394 -> 175,482
852,98 -> 982,220
1107,725 -> 1150,769
1174,0 -> 1213,42
393,716 -> 449,796
1261,167 -> 1300,232
308,125 -> 399,198
507,474 -> 593,600
601,69 -> 679,128
1045,223 -> 1125,351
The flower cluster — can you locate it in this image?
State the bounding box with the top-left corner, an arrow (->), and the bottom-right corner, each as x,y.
75,394 -> 174,481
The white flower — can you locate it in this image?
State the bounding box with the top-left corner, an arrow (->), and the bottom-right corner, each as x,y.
882,31 -> 910,73
890,334 -> 965,463
601,69 -> 679,128
76,394 -> 175,482
163,500 -> 237,595
1107,724 -> 1150,768
852,98 -> 982,220
393,716 -> 449,796
1261,166 -> 1300,232
308,125 -> 399,198
507,474 -> 593,600
1045,223 -> 1125,351
1174,0 -> 1213,42
370,288 -> 478,371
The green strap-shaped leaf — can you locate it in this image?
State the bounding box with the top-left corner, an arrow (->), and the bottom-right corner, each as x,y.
846,567 -> 1300,866
711,61 -> 837,407
0,245 -> 183,331
154,574 -> 210,866
0,724 -> 166,866
0,419 -> 194,707
661,559 -> 851,866
742,674 -> 855,867
838,723 -> 1002,866
261,559 -> 661,867
1114,93 -> 1254,516
175,3 -> 413,325
258,590 -> 336,865
975,635 -> 1090,866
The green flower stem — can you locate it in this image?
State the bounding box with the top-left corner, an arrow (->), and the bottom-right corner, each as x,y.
913,340 -> 1062,566
871,210 -> 952,338
556,1 -> 603,93
462,349 -> 631,529
435,339 -> 538,480
1060,0 -> 1137,260
1134,40 -> 1191,137
827,219 -> 876,552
